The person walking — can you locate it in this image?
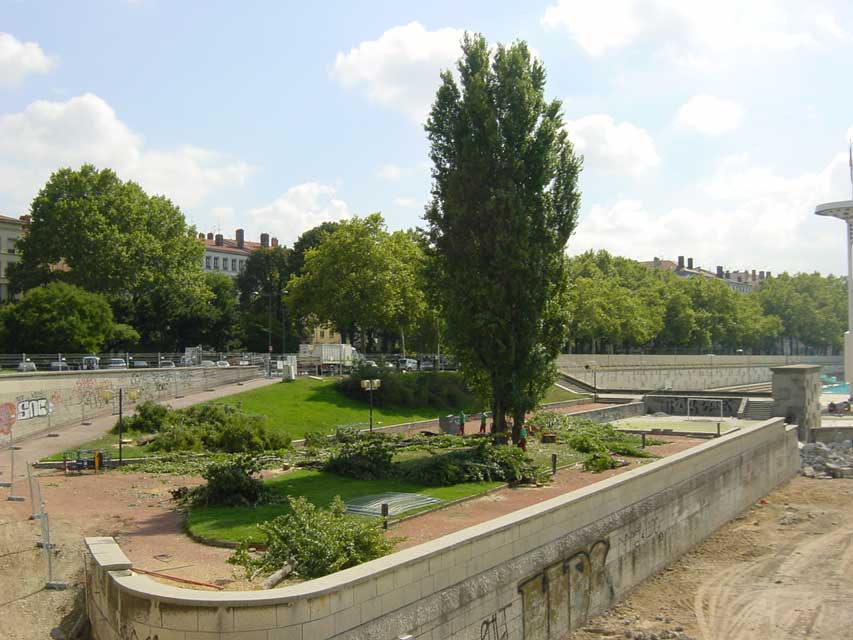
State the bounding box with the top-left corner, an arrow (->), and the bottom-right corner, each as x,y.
518,423 -> 529,452
480,411 -> 488,434
459,410 -> 466,436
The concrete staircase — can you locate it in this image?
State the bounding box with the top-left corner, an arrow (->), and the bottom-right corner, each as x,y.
743,399 -> 775,420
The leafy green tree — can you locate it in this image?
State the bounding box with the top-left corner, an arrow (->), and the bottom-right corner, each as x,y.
235,247 -> 294,353
425,35 -> 582,438
288,214 -> 425,350
9,165 -> 208,348
288,221 -> 340,277
0,282 -> 138,353
174,273 -> 242,350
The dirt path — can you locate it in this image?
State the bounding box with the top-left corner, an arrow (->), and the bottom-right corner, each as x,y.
569,476 -> 853,640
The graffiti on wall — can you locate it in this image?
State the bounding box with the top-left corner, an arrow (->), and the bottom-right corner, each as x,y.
16,398 -> 51,420
0,402 -> 15,434
518,540 -> 610,639
480,603 -> 511,640
74,377 -> 115,409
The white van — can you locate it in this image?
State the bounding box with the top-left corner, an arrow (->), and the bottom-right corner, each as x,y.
397,358 -> 418,372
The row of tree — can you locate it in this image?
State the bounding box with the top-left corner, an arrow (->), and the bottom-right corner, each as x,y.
566,251 -> 847,355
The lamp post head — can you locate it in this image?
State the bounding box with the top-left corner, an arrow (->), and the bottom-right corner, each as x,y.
815,200 -> 853,222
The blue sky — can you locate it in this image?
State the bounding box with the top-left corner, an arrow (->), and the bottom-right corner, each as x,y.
2,0 -> 853,275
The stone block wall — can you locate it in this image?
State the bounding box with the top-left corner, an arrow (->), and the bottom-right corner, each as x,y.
85,417 -> 799,640
0,367 -> 259,445
771,364 -> 822,442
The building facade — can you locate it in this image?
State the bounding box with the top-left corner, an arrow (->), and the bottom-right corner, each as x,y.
198,229 -> 280,278
0,214 -> 26,303
642,255 -> 770,293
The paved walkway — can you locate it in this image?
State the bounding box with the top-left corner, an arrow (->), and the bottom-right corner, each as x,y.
0,376 -> 277,485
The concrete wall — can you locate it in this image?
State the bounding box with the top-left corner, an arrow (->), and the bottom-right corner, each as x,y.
558,355 -> 839,393
771,365 -> 822,442
558,354 -> 840,368
811,425 -> 853,445
644,395 -> 743,417
85,417 -> 799,640
0,367 -> 259,445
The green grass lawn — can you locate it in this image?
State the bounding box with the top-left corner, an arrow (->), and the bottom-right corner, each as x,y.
187,468 -> 501,543
541,385 -> 587,404
214,377 -> 449,439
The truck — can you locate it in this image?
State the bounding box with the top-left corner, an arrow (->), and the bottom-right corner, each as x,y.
298,344 -> 360,373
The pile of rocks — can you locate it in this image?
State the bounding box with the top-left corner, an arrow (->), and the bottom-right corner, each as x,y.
800,441 -> 853,479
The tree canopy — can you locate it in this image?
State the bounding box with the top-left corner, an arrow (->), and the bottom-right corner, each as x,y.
425,35 -> 582,437
9,165 -> 208,348
0,282 -> 138,353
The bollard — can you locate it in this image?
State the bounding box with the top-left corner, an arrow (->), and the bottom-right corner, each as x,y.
551,453 -> 558,475
381,502 -> 389,530
641,433 -> 647,449
716,422 -> 721,438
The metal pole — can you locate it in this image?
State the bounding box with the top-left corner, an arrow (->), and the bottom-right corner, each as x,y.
118,388 -> 124,464
381,502 -> 389,530
369,385 -> 374,432
267,292 -> 272,378
551,453 -> 557,475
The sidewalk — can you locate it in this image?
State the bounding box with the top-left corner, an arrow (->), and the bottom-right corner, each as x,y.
0,376 -> 277,484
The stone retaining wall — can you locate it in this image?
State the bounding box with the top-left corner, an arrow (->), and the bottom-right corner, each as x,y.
85,417 -> 798,640
558,355 -> 838,393
0,367 -> 259,445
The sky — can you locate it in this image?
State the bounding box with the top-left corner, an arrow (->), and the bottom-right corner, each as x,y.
2,0 -> 853,276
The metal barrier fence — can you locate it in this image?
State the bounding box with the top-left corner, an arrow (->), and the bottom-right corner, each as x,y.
26,461 -> 67,590
0,351 -> 273,372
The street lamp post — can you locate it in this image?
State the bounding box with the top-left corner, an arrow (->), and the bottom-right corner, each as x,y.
361,379 -> 381,431
585,361 -> 598,403
815,198 -> 853,396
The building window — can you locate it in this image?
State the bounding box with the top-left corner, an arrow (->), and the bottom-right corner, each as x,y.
205,256 -> 211,269
7,238 -> 16,254
231,258 -> 237,271
222,259 -> 228,271
239,260 -> 245,271
213,257 -> 219,269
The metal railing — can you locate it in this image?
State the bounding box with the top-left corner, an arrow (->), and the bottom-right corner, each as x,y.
26,461 -> 67,590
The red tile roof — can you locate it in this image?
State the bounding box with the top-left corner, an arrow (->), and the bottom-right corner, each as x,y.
0,214 -> 24,224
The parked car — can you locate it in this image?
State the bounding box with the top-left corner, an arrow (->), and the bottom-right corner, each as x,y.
397,358 -> 418,371
16,360 -> 37,373
49,361 -> 70,371
106,358 -> 127,369
215,360 -> 230,368
158,360 -> 176,368
81,356 -> 100,370
419,358 -> 435,371
131,360 -> 149,368
200,360 -> 217,368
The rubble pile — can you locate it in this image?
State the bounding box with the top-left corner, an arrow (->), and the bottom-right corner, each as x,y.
800,441 -> 853,479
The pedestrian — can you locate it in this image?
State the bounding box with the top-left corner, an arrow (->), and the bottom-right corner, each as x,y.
518,423 -> 528,452
459,410 -> 466,436
480,411 -> 488,434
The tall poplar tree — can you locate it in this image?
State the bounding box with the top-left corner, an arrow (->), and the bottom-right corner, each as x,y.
425,35 -> 582,438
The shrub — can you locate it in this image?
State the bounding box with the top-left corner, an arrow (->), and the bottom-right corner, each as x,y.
336,370 -> 477,410
149,404 -> 290,453
583,451 -> 617,473
188,456 -> 271,507
324,434 -> 395,480
113,401 -> 169,433
303,431 -> 330,451
397,441 -> 540,486
228,496 -> 396,578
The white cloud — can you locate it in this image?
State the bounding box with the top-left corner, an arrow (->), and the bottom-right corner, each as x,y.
674,95 -> 743,135
0,33 -> 56,87
814,11 -> 848,40
565,114 -> 660,175
377,164 -> 403,180
0,93 -> 252,210
249,182 -> 350,246
570,150 -> 852,275
332,21 -> 464,123
394,196 -> 417,208
542,0 -> 827,68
